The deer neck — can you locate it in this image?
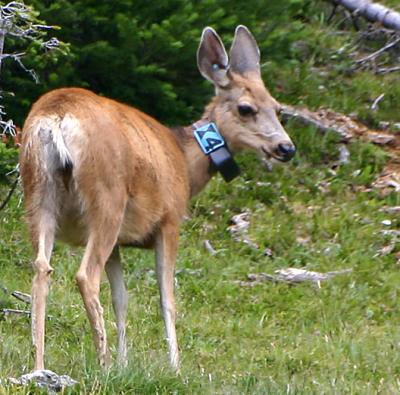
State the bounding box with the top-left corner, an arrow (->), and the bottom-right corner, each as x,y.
172,100 -> 239,198
172,123 -> 215,198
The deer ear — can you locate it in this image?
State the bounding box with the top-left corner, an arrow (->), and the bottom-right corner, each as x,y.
229,25 -> 260,76
197,27 -> 230,87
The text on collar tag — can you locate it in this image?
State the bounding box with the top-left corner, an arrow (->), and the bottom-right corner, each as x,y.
194,122 -> 225,155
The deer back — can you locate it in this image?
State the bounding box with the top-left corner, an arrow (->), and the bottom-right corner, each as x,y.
20,88 -> 190,247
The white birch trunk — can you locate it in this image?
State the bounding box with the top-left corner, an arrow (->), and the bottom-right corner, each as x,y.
332,0 -> 400,31
0,21 -> 5,76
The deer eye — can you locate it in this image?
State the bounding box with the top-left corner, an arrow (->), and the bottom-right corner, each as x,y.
238,104 -> 256,117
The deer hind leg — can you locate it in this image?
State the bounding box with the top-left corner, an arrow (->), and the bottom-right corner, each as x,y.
155,222 -> 180,370
30,207 -> 56,371
75,196 -> 126,368
105,245 -> 128,366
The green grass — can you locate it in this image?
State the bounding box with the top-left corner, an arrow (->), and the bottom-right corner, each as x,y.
1,124 -> 399,393
2,4 -> 400,393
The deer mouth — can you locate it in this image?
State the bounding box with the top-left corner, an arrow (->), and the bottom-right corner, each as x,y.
261,145 -> 295,163
261,146 -> 285,162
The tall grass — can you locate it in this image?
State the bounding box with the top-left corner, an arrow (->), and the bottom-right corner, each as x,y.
1,123 -> 399,393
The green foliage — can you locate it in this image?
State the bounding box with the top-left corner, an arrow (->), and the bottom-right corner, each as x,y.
0,1 -> 69,86
0,141 -> 18,185
0,1 -> 70,186
3,0 -> 399,128
3,0 -> 312,126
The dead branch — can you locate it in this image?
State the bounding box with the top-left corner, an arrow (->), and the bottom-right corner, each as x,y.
11,290 -> 31,304
355,35 -> 400,65
376,65 -> 400,74
228,211 -> 259,249
336,144 -> 351,165
236,268 -> 353,287
1,308 -> 30,316
0,177 -> 18,211
274,268 -> 353,283
0,117 -> 17,136
280,104 -> 354,141
371,93 -> 385,110
380,206 -> 400,214
373,169 -> 400,192
365,131 -> 395,145
203,239 -> 217,256
381,229 -> 400,237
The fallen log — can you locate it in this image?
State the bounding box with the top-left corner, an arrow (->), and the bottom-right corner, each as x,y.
330,0 -> 400,31
281,103 -> 398,147
281,104 -> 356,141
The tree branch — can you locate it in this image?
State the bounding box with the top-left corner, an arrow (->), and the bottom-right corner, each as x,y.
0,176 -> 18,211
280,104 -> 354,141
376,65 -> 400,74
355,35 -> 400,65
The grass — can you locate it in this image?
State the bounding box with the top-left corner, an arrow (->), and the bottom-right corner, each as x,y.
1,3 -> 400,393
1,123 -> 399,393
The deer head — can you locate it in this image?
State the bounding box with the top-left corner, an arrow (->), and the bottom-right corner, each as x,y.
197,25 -> 295,163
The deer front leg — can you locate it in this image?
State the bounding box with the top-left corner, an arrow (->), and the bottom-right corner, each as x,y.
155,223 -> 180,370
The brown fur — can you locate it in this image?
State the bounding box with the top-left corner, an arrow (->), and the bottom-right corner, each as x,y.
19,26 -> 295,371
21,88 -> 189,247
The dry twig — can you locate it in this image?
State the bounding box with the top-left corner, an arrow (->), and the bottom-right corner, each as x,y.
376,65 -> 400,74
203,240 -> 217,256
1,308 -> 30,316
371,93 -> 385,111
237,268 -> 352,287
228,211 -> 259,249
11,290 -> 31,304
355,36 -> 400,65
0,177 -> 18,211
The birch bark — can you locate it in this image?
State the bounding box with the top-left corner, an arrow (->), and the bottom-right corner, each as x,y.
332,0 -> 400,31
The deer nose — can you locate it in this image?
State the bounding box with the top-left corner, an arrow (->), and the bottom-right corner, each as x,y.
276,142 -> 296,161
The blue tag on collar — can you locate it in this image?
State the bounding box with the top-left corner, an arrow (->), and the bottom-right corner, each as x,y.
193,121 -> 240,182
194,122 -> 225,155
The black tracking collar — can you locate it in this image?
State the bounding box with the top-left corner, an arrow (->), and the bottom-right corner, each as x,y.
193,121 -> 240,182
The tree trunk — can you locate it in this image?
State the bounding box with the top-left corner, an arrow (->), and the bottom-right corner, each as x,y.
0,22 -> 5,76
332,0 -> 400,31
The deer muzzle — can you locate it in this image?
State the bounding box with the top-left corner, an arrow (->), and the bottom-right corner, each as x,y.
274,141 -> 296,162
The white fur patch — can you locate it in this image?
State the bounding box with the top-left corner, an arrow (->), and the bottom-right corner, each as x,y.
25,114 -> 83,170
60,114 -> 87,165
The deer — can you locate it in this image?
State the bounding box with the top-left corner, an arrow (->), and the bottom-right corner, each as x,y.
19,25 -> 295,372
